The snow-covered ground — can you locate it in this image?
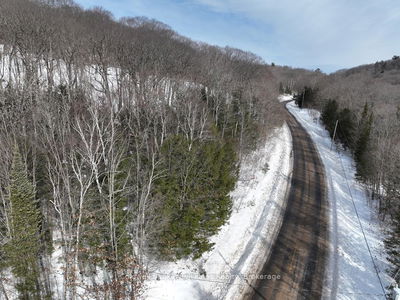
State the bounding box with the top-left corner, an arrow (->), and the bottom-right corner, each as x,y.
1,46 -> 295,300
0,46 -> 180,106
287,101 -> 390,300
278,94 -> 293,102
144,124 -> 293,300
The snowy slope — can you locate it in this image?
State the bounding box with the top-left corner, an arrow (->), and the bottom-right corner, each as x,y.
144,124 -> 292,300
1,46 -> 293,300
0,47 -> 179,106
278,94 -> 293,102
287,101 -> 390,300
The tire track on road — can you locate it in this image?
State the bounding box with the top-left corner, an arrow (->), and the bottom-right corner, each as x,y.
247,106 -> 329,300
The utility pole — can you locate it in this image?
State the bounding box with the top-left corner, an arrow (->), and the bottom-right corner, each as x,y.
331,120 -> 338,150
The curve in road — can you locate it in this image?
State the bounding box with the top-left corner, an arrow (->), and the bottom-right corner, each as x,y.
248,106 -> 329,300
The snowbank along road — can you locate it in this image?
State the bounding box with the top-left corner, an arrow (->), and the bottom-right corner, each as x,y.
287,101 -> 389,300
248,103 -> 329,300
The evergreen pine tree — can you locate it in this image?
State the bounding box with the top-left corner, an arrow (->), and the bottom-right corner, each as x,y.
152,135 -> 237,260
295,86 -> 316,108
4,145 -> 41,299
354,103 -> 373,179
337,108 -> 355,149
321,99 -> 338,136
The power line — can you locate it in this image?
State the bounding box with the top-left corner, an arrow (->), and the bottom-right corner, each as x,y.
284,109 -> 388,298
287,106 -> 388,298
333,121 -> 388,299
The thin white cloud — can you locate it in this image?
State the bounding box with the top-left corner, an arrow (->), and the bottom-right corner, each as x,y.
77,0 -> 400,71
193,0 -> 400,69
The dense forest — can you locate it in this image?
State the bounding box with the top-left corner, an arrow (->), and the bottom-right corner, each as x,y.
0,0 -> 285,298
2,0 -> 399,299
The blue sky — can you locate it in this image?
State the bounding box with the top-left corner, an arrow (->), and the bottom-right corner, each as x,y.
74,0 -> 400,73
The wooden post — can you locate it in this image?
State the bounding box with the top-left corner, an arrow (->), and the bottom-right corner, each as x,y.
331,120 -> 338,150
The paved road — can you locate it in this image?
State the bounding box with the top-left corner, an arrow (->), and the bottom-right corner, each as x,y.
248,106 -> 329,300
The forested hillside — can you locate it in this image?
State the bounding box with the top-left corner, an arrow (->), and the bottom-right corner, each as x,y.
0,0 -> 285,298
4,0 -> 398,298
